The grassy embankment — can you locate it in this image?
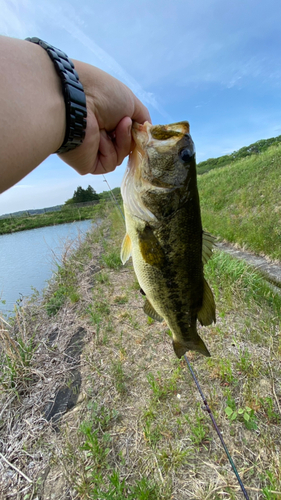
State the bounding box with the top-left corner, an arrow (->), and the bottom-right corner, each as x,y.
1,176 -> 281,500
198,142 -> 281,261
197,134 -> 281,175
0,203 -> 101,235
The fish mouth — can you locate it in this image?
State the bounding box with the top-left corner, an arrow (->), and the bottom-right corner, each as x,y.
132,121 -> 152,149
132,121 -> 191,151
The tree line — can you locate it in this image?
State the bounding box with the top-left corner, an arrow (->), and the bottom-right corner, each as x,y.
65,185 -> 121,205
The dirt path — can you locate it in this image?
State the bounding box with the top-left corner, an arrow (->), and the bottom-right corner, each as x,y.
217,241 -> 281,287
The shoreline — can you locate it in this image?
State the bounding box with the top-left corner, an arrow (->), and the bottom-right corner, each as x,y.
0,201 -> 109,235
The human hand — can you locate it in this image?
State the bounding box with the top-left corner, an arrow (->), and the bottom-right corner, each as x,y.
59,61 -> 151,175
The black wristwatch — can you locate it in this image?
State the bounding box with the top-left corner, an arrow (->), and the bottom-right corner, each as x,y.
26,37 -> 87,154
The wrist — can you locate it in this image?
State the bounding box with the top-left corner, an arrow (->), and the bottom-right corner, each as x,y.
26,38 -> 87,154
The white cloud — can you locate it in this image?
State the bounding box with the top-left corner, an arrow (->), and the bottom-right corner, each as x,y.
36,2 -> 171,119
0,0 -> 38,37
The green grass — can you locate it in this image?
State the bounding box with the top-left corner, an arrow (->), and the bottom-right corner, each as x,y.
198,143 -> 281,260
0,310 -> 38,392
205,250 -> 281,315
1,199 -> 281,498
45,263 -> 81,316
197,134 -> 281,174
0,201 -> 107,235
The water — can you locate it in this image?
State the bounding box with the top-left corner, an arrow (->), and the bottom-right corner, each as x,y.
0,220 -> 93,316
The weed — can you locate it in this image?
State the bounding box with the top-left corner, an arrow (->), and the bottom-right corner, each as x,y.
131,277 -> 140,290
224,388 -> 236,411
87,307 -> 102,327
114,295 -> 128,304
77,469 -> 160,500
146,368 -> 181,402
205,251 -> 281,319
184,405 -> 209,446
101,249 -> 122,269
262,470 -> 281,500
143,417 -> 162,446
147,316 -> 154,325
207,357 -> 235,384
69,291 -> 80,303
87,300 -> 110,344
0,316 -> 37,391
80,422 -> 110,466
225,405 -> 258,430
95,300 -> 110,315
45,284 -> 68,316
147,373 -> 168,400
147,372 -> 163,399
45,261 -> 82,316
111,359 -> 127,394
236,347 -> 252,372
95,271 -> 110,284
75,403 -> 160,499
158,445 -> 190,471
259,397 -> 281,424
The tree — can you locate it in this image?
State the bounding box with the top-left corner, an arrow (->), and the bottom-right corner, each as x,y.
65,185 -> 100,205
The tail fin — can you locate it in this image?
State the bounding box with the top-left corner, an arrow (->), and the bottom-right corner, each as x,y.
173,336 -> 211,358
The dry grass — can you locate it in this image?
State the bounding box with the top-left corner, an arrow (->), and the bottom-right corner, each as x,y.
0,208 -> 281,499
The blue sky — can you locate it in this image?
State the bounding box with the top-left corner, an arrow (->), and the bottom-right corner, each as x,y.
1,0 -> 281,215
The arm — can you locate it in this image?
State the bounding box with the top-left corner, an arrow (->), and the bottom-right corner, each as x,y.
0,36 -> 151,194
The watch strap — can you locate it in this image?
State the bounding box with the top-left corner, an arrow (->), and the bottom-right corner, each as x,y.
25,37 -> 87,154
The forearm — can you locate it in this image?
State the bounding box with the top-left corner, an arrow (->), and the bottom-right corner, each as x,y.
0,36 -> 151,192
0,36 -> 65,193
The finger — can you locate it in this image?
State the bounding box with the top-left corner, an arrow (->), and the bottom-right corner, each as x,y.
114,117 -> 132,164
94,128 -> 118,174
131,95 -> 152,125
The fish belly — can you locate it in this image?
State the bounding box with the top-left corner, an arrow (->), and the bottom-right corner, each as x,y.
127,205 -> 210,357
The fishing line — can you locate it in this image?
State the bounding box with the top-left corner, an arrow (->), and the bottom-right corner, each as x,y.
184,354 -> 250,500
102,175 -> 125,223
103,174 -> 249,497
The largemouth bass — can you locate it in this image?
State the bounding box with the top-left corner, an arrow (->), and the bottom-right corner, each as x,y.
120,121 -> 216,358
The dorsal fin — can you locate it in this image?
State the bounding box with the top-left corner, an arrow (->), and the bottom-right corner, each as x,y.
202,231 -> 215,265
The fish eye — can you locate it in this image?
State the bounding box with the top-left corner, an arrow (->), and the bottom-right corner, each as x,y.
179,148 -> 193,163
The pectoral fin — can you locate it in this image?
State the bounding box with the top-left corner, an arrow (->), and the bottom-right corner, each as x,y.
121,233 -> 132,264
202,231 -> 215,265
197,278 -> 216,326
143,299 -> 163,322
138,226 -> 165,268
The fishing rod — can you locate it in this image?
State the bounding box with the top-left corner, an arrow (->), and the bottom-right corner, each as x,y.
184,354 -> 250,499
104,175 -> 250,499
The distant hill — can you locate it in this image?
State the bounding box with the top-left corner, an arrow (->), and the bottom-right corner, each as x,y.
197,135 -> 281,175
0,205 -> 64,219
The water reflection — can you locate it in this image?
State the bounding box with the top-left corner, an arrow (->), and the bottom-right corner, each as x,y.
0,220 -> 93,316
